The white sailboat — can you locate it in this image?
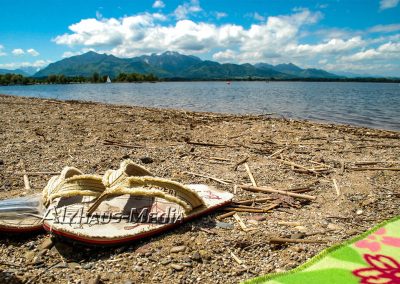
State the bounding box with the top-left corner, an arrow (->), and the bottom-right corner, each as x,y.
106,76 -> 112,83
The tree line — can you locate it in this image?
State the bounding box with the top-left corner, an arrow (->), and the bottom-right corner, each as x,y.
0,72 -> 159,86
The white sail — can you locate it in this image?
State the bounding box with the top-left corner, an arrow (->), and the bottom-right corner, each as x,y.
106,76 -> 111,83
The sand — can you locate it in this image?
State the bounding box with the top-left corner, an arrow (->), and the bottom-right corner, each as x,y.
0,93 -> 399,283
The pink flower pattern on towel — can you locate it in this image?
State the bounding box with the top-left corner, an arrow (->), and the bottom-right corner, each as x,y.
356,228 -> 400,252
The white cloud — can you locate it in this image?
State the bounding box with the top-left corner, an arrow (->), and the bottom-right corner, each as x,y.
0,45 -> 6,56
369,24 -> 400,33
52,8 -> 400,75
215,12 -> 227,19
27,48 -> 40,56
0,60 -> 51,69
152,0 -> 165,9
253,12 -> 265,21
379,0 -> 399,10
339,42 -> 400,62
12,48 -> 25,56
174,0 -> 202,20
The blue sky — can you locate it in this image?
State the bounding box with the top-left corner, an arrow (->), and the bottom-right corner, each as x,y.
0,0 -> 399,76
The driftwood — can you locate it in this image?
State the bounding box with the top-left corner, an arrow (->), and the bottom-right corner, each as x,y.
240,185 -> 316,201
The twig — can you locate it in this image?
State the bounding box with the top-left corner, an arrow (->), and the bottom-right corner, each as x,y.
104,139 -> 144,149
183,171 -> 232,184
349,167 -> 400,171
186,141 -> 235,148
244,163 -> 257,187
230,251 -> 243,265
233,156 -> 249,171
240,185 -> 316,201
223,207 -> 267,213
266,147 -> 289,159
234,197 -> 274,205
233,213 -> 248,231
269,237 -> 326,244
332,178 -> 341,196
216,211 -> 236,220
276,158 -> 319,174
23,174 -> 31,190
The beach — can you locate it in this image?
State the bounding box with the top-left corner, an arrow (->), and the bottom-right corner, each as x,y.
0,93 -> 399,283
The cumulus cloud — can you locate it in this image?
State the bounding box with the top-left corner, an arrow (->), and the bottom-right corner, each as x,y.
12,48 -> 25,56
0,45 -> 6,56
0,60 -> 51,69
174,0 -> 202,20
340,41 -> 400,62
27,49 -> 40,56
253,12 -> 265,21
52,7 -> 400,75
152,0 -> 165,9
369,24 -> 400,33
379,0 -> 399,10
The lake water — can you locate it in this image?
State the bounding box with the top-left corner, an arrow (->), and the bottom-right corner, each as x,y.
1,81 -> 399,131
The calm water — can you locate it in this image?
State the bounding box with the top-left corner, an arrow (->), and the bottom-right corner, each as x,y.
1,81 -> 399,131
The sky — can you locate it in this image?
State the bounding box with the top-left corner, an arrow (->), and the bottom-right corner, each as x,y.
0,0 -> 399,76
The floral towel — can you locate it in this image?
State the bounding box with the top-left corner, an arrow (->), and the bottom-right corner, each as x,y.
245,216 -> 400,284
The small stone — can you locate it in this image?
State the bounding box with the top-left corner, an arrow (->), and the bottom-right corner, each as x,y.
247,220 -> 259,226
290,233 -> 305,239
68,262 -> 81,269
248,214 -> 266,222
124,281 -> 133,284
32,256 -> 43,265
327,223 -> 342,231
134,265 -> 143,272
216,221 -> 234,229
88,274 -> 101,284
0,160 -> 3,166
170,264 -> 183,271
25,251 -> 35,261
191,251 -> 202,262
199,250 -> 212,260
294,226 -> 307,233
161,259 -> 171,265
140,157 -> 154,164
170,246 -> 186,253
356,209 -> 363,215
181,262 -> 192,267
346,229 -> 359,236
82,263 -> 93,270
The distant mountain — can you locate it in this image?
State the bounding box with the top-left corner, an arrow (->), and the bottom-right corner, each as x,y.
255,62 -> 340,79
34,51 -> 341,79
0,68 -> 30,76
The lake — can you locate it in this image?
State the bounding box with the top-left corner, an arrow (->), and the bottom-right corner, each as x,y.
1,81 -> 399,131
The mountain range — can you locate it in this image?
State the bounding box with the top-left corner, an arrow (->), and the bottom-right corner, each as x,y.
33,51 -> 341,79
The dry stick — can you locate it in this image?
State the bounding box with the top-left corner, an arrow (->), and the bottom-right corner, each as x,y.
104,140 -> 144,149
20,160 -> 31,190
276,158 -> 319,174
230,251 -> 243,265
183,171 -> 232,185
244,163 -> 257,187
233,213 -> 248,231
332,178 -> 341,196
223,207 -> 267,213
263,203 -> 281,211
340,161 -> 345,175
234,197 -> 274,205
233,156 -> 249,171
240,185 -> 316,201
186,141 -> 235,148
217,211 -> 236,220
269,237 -> 326,244
266,147 -> 289,159
349,167 -> 400,171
